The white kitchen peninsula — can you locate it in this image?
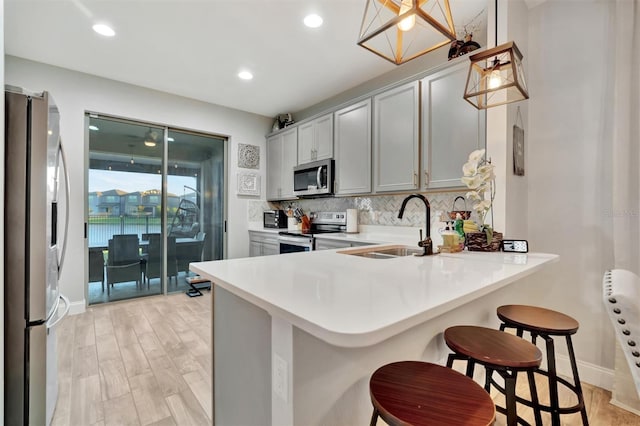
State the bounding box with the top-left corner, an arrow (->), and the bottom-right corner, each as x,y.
191,247 -> 558,426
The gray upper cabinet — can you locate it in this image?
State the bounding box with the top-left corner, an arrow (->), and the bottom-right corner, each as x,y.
334,98 -> 372,195
421,61 -> 486,189
266,127 -> 298,200
373,81 -> 420,193
297,113 -> 333,165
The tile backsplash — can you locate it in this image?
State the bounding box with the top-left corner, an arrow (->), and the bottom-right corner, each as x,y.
248,191 -> 474,228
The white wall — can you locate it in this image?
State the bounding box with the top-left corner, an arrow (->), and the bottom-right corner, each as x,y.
5,56 -> 272,311
526,0 -> 616,372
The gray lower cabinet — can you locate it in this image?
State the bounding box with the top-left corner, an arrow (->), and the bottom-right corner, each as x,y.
314,238 -> 373,250
249,231 -> 279,257
373,81 -> 420,193
421,61 -> 486,189
267,127 -> 298,200
334,98 -> 372,195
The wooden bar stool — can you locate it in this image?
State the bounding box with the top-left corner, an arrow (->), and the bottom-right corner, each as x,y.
497,305 -> 589,426
444,325 -> 543,426
369,361 -> 496,426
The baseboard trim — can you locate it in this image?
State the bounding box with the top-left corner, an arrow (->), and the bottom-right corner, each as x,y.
610,399 -> 640,416
556,353 -> 614,391
68,299 -> 86,315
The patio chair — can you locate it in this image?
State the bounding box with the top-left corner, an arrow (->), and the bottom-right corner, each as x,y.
144,234 -> 178,286
88,248 -> 105,291
106,234 -> 142,295
176,232 -> 206,275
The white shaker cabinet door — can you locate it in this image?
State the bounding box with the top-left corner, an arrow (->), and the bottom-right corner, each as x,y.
297,113 -> 333,164
266,134 -> 282,201
373,81 -> 419,193
297,121 -> 315,165
280,127 -> 298,199
334,99 -> 372,195
266,127 -> 297,201
314,113 -> 333,161
422,61 -> 486,189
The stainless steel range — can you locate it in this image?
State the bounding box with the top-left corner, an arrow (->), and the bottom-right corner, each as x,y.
277,211 -> 347,254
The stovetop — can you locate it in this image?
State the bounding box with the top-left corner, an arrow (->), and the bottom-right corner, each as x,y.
278,211 -> 347,238
278,228 -> 343,238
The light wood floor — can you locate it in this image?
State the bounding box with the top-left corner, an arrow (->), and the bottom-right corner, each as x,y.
52,292 -> 212,426
487,372 -> 640,425
53,292 -> 640,425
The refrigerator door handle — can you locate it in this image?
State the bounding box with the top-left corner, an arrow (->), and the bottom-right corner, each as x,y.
46,294 -> 70,329
57,143 -> 70,273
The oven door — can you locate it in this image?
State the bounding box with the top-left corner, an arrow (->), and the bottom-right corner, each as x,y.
278,235 -> 314,254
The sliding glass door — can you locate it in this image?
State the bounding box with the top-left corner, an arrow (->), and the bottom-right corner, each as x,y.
167,128 -> 225,294
86,115 -> 226,304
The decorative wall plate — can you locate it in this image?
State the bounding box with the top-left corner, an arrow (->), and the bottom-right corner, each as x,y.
237,172 -> 261,196
238,143 -> 260,169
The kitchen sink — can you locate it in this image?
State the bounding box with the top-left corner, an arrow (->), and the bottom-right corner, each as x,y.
371,247 -> 424,257
338,245 -> 424,259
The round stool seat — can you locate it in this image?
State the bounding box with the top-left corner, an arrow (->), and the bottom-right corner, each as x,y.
497,304 -> 579,335
370,361 -> 495,426
444,325 -> 542,369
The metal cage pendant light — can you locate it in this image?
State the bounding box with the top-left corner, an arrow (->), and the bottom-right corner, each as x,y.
463,0 -> 528,109
358,0 -> 457,65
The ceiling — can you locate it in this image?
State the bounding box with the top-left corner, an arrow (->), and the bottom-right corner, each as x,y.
5,0 -> 488,118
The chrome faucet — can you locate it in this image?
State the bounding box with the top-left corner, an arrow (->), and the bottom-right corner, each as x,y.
398,193 -> 433,256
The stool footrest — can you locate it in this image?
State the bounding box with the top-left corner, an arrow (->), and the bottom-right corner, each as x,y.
494,404 -> 533,426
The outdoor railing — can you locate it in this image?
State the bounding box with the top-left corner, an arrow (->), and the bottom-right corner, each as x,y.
88,214 -> 176,247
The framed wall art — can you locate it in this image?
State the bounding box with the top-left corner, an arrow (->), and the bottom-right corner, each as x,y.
238,143 -> 260,169
237,172 -> 261,196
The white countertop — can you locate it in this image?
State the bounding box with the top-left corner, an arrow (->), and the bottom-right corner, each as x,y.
191,246 -> 558,348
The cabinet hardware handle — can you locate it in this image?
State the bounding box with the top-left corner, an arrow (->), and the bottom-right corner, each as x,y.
424,171 -> 429,185
413,173 -> 417,186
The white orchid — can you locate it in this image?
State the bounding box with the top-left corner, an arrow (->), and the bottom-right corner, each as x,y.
468,149 -> 485,163
461,148 -> 495,229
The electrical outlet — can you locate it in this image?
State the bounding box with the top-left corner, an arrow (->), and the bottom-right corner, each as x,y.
273,353 -> 288,402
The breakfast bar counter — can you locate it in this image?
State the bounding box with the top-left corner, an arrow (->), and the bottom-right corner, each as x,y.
191,247 -> 558,425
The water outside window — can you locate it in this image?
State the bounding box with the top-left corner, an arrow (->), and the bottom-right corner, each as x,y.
87,115 -> 226,304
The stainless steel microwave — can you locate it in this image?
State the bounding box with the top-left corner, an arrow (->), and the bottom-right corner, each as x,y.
293,159 -> 334,197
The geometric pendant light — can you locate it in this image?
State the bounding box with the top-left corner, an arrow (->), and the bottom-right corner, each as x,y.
463,41 -> 529,109
357,0 -> 457,65
463,0 -> 529,109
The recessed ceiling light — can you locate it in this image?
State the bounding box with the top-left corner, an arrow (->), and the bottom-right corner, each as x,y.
144,141 -> 156,147
167,137 -> 175,142
89,125 -> 99,131
238,71 -> 253,80
92,24 -> 115,37
304,14 -> 323,28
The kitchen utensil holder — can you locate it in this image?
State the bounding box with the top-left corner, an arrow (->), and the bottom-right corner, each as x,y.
448,196 -> 472,220
466,231 -> 503,252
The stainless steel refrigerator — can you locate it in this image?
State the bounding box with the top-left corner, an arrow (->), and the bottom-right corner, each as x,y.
4,86 -> 70,425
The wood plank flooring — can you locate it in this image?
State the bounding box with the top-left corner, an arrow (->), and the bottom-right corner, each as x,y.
53,292 -> 639,425
488,372 -> 640,425
52,293 -> 212,426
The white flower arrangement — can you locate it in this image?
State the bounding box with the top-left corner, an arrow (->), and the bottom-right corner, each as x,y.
461,148 -> 495,236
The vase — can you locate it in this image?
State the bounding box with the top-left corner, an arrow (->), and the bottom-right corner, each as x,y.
465,231 -> 503,252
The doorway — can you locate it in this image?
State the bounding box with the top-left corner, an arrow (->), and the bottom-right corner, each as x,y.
86,114 -> 226,305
